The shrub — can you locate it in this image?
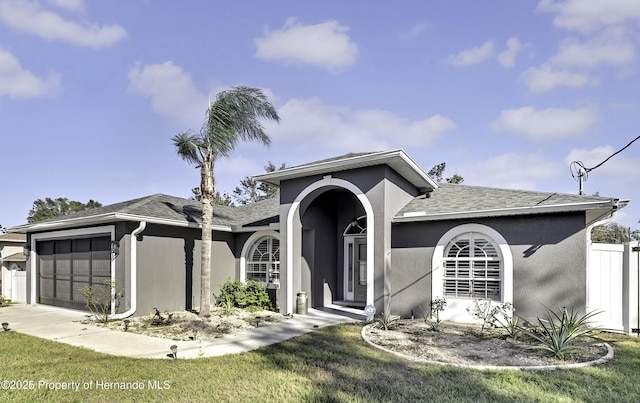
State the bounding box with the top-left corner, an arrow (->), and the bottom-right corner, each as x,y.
82,280 -> 123,324
466,299 -> 512,334
495,313 -> 523,340
216,280 -> 272,311
375,312 -> 400,331
0,296 -> 12,307
521,306 -> 602,360
425,297 -> 447,331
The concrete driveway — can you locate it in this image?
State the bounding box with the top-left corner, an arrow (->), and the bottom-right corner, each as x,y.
0,304 -> 362,359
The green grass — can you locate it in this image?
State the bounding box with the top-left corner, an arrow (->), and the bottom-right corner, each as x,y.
0,325 -> 639,402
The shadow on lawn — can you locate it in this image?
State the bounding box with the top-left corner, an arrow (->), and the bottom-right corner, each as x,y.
254,324 -> 640,402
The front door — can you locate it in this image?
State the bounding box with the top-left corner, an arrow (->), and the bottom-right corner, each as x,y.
344,236 -> 367,302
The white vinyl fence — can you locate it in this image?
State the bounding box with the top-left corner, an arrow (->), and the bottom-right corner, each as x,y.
11,271 -> 26,303
588,242 -> 639,334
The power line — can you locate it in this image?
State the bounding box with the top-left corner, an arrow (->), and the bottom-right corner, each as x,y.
583,135 -> 640,172
570,134 -> 640,195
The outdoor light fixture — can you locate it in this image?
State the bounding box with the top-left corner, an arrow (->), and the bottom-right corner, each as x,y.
123,319 -> 130,332
190,329 -> 198,341
170,344 -> 178,359
2,322 -> 9,331
22,245 -> 30,257
110,241 -> 119,258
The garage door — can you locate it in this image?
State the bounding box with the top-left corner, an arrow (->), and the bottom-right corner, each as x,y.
37,236 -> 111,310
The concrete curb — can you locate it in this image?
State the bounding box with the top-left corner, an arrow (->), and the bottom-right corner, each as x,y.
360,323 -> 614,371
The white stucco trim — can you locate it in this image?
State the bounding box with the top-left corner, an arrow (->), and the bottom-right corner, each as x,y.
239,230 -> 280,284
28,225 -> 116,307
431,223 -> 513,323
285,177 -> 375,315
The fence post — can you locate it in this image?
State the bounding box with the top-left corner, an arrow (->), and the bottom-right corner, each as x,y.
623,242 -> 640,335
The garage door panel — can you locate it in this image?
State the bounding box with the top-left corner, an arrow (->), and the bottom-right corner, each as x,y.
37,235 -> 112,311
40,278 -> 54,298
55,280 -> 71,300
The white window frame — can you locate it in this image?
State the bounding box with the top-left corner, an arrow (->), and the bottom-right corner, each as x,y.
432,223 -> 513,323
442,232 -> 502,300
240,231 -> 280,285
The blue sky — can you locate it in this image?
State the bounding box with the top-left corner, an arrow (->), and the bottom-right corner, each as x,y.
1,0 -> 639,229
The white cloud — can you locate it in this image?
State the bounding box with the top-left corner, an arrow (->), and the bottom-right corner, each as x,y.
255,17 -> 357,72
471,153 -> 561,190
498,37 -> 522,68
565,145 -> 640,176
0,48 -> 60,99
520,30 -> 634,93
491,106 -> 598,139
0,0 -> 126,49
551,30 -> 635,68
446,41 -> 495,67
521,64 -> 597,93
399,22 -> 428,40
127,61 -> 208,127
537,0 -> 640,32
46,0 -> 84,12
267,97 -> 455,152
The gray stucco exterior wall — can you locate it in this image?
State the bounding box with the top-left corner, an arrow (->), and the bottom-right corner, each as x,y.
390,212 -> 588,321
132,223 -> 236,315
277,165 -> 420,315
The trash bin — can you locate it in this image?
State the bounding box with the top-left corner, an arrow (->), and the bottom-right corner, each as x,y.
266,283 -> 279,310
296,291 -> 308,315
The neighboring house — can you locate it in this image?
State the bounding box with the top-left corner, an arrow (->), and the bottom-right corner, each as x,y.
9,150 -> 636,330
0,233 -> 27,303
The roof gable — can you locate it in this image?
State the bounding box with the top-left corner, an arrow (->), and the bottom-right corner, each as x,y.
253,149 -> 438,193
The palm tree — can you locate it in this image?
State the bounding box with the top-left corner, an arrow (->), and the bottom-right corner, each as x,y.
172,86 -> 280,317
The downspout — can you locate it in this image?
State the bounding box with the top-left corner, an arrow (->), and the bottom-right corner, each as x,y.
584,203 -> 618,314
112,221 -> 146,319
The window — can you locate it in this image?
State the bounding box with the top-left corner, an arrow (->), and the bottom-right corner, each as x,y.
442,232 -> 502,301
246,236 -> 280,284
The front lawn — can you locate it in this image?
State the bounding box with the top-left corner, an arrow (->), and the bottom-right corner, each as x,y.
0,324 -> 639,402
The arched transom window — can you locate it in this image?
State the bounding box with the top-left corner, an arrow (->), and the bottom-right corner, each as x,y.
246,236 -> 280,284
443,232 -> 502,301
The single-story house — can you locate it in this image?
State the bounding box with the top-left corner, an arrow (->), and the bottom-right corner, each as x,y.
10,150 -> 633,326
0,233 -> 27,303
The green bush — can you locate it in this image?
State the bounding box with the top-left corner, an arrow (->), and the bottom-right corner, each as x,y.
217,280 -> 272,311
374,312 -> 400,331
521,306 -> 602,360
82,280 -> 123,324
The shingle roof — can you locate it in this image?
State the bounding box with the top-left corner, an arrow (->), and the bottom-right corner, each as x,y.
397,183 -> 622,220
254,149 -> 437,192
2,252 -> 26,262
11,194 -> 280,233
0,233 -> 26,242
289,152 -> 380,169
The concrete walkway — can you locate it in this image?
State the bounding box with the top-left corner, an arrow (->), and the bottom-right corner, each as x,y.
0,304 -> 364,359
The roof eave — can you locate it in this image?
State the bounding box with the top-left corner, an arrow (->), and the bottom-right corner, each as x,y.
253,149 -> 438,192
9,213 -> 232,233
393,199 -> 626,223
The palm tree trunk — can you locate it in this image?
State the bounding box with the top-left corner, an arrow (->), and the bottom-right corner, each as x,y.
199,155 -> 214,317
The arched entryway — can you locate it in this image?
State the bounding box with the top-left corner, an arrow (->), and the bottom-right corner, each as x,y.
283,177 -> 374,315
